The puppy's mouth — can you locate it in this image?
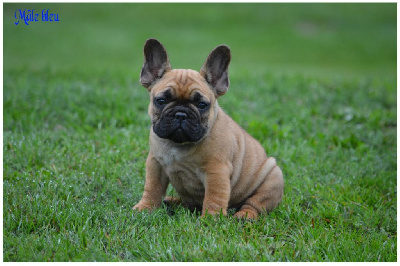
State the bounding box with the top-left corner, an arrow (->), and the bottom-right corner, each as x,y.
153,107 -> 207,144
169,127 -> 190,143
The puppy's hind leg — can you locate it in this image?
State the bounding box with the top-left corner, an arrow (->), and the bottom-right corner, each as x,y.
163,196 -> 184,207
234,159 -> 284,220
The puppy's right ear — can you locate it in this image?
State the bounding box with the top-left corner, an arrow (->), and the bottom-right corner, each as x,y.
140,39 -> 171,91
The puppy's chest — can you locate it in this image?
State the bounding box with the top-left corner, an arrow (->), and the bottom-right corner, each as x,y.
154,147 -> 206,193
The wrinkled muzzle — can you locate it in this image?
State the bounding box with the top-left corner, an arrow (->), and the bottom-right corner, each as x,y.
153,106 -> 207,143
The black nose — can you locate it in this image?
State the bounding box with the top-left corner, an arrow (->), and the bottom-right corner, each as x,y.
175,112 -> 187,121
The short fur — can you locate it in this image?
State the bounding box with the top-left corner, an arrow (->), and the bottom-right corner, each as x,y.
133,39 -> 284,219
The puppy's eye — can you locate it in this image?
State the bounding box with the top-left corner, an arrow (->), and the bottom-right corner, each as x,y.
197,101 -> 209,110
156,98 -> 167,105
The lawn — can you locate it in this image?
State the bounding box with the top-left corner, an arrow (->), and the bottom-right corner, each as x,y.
3,3 -> 397,262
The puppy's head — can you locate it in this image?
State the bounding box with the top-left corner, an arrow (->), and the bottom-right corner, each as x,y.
140,39 -> 231,144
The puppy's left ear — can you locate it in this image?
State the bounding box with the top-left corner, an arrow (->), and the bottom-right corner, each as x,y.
200,45 -> 231,97
140,39 -> 172,91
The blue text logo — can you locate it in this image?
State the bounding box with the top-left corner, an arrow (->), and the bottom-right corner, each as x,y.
15,9 -> 60,25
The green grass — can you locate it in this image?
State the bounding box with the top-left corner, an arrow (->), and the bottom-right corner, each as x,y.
3,3 -> 397,262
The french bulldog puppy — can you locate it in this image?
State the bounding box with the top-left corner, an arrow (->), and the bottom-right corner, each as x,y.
133,39 -> 284,219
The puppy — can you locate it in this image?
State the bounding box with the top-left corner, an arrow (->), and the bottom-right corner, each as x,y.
133,39 -> 284,219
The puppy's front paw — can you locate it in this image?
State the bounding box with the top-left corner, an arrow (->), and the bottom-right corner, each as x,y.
132,201 -> 153,212
200,211 -> 218,218
201,203 -> 227,218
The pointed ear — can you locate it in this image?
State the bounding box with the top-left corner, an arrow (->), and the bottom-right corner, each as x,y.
200,45 -> 231,97
140,39 -> 171,91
